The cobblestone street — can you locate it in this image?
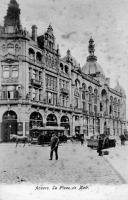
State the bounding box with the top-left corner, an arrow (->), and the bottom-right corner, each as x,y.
0,142 -> 126,185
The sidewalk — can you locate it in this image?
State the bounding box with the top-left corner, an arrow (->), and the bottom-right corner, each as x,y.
104,141 -> 128,183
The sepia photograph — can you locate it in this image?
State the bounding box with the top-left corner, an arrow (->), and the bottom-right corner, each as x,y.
0,0 -> 128,199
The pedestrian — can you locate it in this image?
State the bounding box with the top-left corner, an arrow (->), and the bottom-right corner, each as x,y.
120,134 -> 126,145
49,133 -> 59,160
80,135 -> 84,145
97,135 -> 103,156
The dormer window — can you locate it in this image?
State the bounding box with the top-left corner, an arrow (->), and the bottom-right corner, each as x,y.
7,43 -> 14,53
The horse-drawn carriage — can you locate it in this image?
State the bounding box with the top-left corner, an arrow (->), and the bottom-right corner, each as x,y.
87,134 -> 116,149
30,126 -> 68,145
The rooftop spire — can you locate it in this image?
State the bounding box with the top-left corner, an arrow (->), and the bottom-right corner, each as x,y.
47,23 -> 53,35
87,37 -> 97,62
4,0 -> 21,29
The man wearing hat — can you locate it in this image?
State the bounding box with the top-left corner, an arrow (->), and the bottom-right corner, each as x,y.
49,133 -> 59,160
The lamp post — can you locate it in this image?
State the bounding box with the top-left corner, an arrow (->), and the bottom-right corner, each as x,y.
9,124 -> 12,140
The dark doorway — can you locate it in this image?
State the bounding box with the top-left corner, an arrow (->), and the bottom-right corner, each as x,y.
2,110 -> 17,142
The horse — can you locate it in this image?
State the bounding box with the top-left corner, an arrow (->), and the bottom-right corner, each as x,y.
10,134 -> 29,147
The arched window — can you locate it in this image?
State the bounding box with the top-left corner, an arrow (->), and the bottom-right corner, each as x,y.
36,52 -> 42,63
46,114 -> 58,126
29,112 -> 43,129
60,115 -> 70,135
60,63 -> 63,71
75,79 -> 80,88
29,48 -> 35,61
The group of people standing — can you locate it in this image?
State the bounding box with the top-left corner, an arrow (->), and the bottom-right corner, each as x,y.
49,132 -> 127,160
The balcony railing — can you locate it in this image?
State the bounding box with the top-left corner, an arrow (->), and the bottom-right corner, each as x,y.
60,88 -> 69,95
0,98 -> 19,105
30,79 -> 42,87
82,110 -> 88,115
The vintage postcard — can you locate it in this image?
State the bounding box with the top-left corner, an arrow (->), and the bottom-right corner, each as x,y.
0,0 -> 128,199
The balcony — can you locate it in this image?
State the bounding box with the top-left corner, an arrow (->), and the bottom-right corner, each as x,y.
31,79 -> 42,87
82,110 -> 88,115
0,98 -> 20,105
60,88 -> 69,95
74,107 -> 82,113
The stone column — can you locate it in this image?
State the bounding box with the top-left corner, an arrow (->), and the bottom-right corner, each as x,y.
23,121 -> 26,136
72,115 -> 75,136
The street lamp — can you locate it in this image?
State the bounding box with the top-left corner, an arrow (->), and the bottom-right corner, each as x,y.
9,124 -> 12,140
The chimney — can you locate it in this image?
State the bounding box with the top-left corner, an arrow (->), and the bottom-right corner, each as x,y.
31,25 -> 37,42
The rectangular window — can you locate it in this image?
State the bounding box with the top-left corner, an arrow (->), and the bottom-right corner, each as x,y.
53,94 -> 57,105
32,69 -> 36,80
66,97 -> 69,107
32,88 -> 36,100
39,90 -> 42,101
2,86 -> 17,100
39,72 -> 42,82
74,97 -> 78,108
3,66 -> 10,78
62,95 -> 65,107
46,74 -> 57,91
83,101 -> 86,111
12,66 -> 18,78
82,91 -> 85,100
59,79 -> 61,89
47,92 -> 52,104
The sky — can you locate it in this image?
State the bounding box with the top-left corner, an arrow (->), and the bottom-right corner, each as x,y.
0,0 -> 128,118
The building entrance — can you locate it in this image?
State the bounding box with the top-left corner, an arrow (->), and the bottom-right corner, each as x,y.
2,110 -> 17,142
29,112 -> 43,138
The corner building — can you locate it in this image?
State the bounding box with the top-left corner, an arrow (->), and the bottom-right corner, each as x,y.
0,0 -> 127,142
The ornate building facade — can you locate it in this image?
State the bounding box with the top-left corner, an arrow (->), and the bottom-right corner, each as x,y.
0,0 -> 127,142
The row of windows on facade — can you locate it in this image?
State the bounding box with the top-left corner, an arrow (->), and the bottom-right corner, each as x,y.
29,69 -> 69,91
2,65 -> 121,107
0,85 -> 121,114
28,89 -> 69,107
79,83 -> 121,105
0,88 -> 121,117
82,101 -> 120,117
